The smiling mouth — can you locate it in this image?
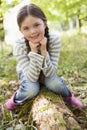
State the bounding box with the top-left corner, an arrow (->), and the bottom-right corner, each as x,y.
31,34 -> 39,39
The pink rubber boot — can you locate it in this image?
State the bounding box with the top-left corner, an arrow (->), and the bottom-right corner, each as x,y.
64,95 -> 83,107
5,94 -> 16,110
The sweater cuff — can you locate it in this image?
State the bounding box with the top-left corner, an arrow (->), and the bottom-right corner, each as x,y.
41,53 -> 50,70
28,51 -> 44,69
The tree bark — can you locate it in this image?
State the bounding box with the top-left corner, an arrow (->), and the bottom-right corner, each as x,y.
31,87 -> 81,130
76,9 -> 82,30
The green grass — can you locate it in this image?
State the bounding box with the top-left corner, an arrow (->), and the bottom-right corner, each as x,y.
58,33 -> 87,79
0,43 -> 17,82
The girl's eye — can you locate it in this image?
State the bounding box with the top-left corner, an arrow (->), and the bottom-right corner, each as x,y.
23,27 -> 29,30
34,24 -> 40,27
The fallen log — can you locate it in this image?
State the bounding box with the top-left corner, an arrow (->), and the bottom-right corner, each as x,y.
30,87 -> 82,130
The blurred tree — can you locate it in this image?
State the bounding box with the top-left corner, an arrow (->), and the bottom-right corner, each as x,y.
31,0 -> 87,29
0,0 -> 22,55
0,0 -> 22,41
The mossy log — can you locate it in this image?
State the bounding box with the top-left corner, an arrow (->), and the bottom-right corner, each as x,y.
18,87 -> 82,130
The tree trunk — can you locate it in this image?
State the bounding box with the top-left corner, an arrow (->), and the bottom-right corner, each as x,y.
76,15 -> 82,29
31,87 -> 81,130
76,9 -> 82,30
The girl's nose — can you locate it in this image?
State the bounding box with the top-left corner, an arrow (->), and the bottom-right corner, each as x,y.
30,28 -> 36,35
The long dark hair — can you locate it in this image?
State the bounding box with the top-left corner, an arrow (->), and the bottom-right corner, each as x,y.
17,3 -> 49,52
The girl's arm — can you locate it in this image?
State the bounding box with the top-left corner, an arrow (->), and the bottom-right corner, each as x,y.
41,34 -> 61,77
13,38 -> 44,82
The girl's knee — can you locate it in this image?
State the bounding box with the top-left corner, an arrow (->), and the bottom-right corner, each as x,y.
22,81 -> 40,96
15,81 -> 40,103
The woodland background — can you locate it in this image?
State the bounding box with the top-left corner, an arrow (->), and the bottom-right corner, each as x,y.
0,0 -> 87,129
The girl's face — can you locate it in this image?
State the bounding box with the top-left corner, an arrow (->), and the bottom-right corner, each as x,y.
20,15 -> 46,43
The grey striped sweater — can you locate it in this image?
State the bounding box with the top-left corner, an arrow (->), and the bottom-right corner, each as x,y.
13,33 -> 61,82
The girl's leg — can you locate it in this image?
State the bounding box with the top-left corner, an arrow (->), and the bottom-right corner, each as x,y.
44,73 -> 83,107
45,73 -> 71,97
5,72 -> 40,110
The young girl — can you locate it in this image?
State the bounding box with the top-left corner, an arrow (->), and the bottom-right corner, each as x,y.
5,3 -> 83,110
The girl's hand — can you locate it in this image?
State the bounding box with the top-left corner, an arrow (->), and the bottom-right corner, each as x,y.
40,37 -> 48,56
29,41 -> 40,53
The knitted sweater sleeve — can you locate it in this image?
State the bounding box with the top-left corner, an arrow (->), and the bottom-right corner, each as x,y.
41,34 -> 61,77
13,38 -> 44,82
